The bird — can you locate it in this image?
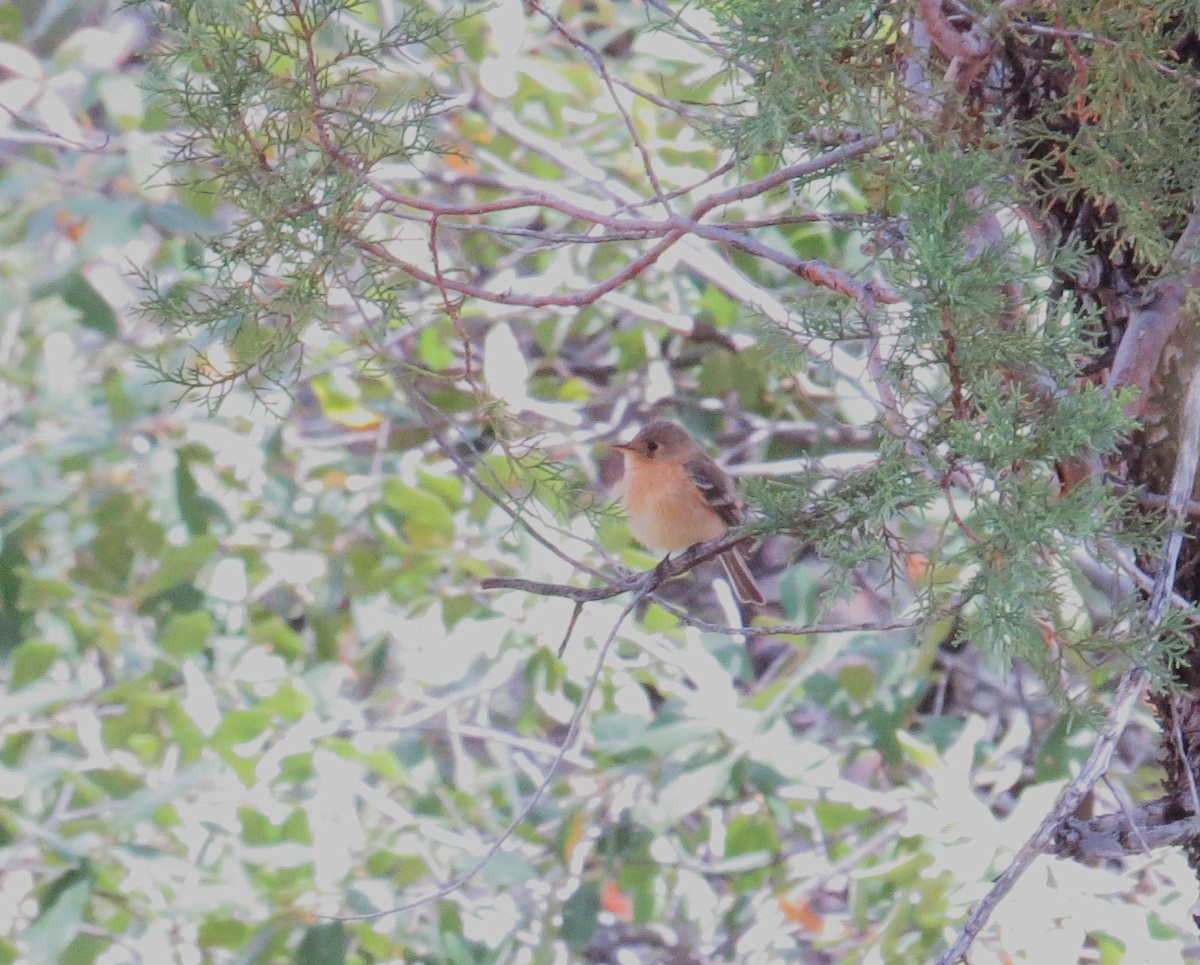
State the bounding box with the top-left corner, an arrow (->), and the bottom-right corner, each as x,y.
611,420 -> 765,605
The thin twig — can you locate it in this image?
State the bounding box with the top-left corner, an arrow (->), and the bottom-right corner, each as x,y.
936,667 -> 1150,964
1100,775 -> 1152,856
558,601 -> 585,656
326,572 -> 649,920
533,2 -> 672,209
350,131 -> 902,310
1172,694 -> 1200,818
647,598 -> 927,638
343,288 -> 608,583
1009,21 -> 1200,88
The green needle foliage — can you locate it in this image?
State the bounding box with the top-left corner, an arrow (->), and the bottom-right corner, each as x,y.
702,1 -> 1200,690
136,0 -> 446,404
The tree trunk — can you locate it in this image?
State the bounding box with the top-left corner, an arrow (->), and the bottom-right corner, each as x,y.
999,24 -> 1200,880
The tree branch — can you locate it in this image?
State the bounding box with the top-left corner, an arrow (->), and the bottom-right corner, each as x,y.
1053,796 -> 1198,860
1108,212 -> 1200,417
917,0 -> 994,62
480,529 -> 751,601
349,131 -> 902,310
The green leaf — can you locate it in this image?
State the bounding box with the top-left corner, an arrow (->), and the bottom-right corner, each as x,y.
481,850 -> 537,886
174,449 -> 221,535
417,325 -> 455,370
561,881 -> 600,953
0,5 -> 21,42
248,615 -> 306,661
895,730 -> 939,770
25,871 -> 92,964
163,698 -> 205,761
592,715 -> 711,756
213,708 -> 272,784
258,683 -> 311,721
199,918 -> 250,950
111,763 -> 215,831
838,662 -> 875,704
10,640 -> 60,690
851,849 -> 929,884
813,799 -> 873,835
417,470 -> 463,509
159,611 -> 213,658
726,811 -> 779,859
777,565 -> 816,622
657,760 -> 732,824
214,708 -> 272,748
697,346 -> 769,404
1035,715 -> 1088,782
296,923 -> 347,965
380,479 -> 454,547
57,272 -> 116,336
130,535 -> 219,603
804,673 -> 840,708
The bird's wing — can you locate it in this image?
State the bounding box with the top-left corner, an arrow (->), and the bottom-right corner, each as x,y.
684,454 -> 743,527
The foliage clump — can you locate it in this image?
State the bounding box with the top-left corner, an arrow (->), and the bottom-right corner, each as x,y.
136,0 -> 445,403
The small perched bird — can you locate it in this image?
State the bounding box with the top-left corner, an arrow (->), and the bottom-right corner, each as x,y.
612,420 -> 765,605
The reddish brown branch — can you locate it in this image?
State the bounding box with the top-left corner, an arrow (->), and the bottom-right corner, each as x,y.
940,306 -> 967,419
670,218 -> 889,305
428,214 -> 477,385
916,0 -> 994,62
359,231 -> 687,308
345,132 -> 903,309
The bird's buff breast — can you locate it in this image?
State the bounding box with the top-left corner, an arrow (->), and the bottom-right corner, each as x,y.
620,461 -> 727,552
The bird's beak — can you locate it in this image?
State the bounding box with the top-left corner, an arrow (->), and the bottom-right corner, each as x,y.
611,442 -> 632,453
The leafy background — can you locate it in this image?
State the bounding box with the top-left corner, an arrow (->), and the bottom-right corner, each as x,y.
1,1 -> 1197,963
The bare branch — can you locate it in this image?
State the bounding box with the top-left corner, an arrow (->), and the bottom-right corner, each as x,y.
1108,213 -> 1200,416
649,601 -> 927,638
670,217 -> 891,306
1008,21 -> 1200,88
1107,480 -> 1200,519
349,129 -> 904,309
1054,796 -> 1199,860
481,529 -> 751,601
360,232 -> 687,308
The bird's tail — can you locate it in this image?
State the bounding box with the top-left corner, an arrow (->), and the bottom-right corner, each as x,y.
719,546 -> 765,606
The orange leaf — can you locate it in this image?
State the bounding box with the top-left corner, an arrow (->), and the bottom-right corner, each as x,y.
905,552 -> 929,584
55,211 -> 86,242
444,151 -> 478,175
779,895 -> 824,933
601,880 -> 633,922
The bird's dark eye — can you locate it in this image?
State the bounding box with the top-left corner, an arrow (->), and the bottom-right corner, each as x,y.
645,441 -> 658,454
